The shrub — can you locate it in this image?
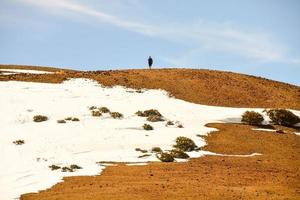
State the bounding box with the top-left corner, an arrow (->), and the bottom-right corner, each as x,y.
57,120 -> 66,123
266,109 -> 300,126
156,152 -> 174,162
143,124 -> 153,130
147,115 -> 164,122
135,148 -> 148,153
70,164 -> 82,170
136,109 -> 162,117
89,106 -> 97,110
49,165 -> 60,170
61,166 -> 74,172
138,154 -> 151,158
136,111 -> 145,117
71,118 -> 80,121
33,115 -> 48,122
65,117 -> 73,120
173,136 -> 197,152
92,110 -> 102,117
110,112 -> 123,119
169,149 -> 189,159
143,109 -> 162,117
166,121 -> 174,126
99,107 -> 110,113
177,124 -> 184,128
151,147 -> 162,153
13,140 -> 24,145
241,111 -> 264,125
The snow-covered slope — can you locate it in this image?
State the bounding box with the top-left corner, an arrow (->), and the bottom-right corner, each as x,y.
0,78 -> 299,200
0,69 -> 54,75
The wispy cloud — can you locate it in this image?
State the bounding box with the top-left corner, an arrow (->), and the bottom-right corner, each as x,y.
18,0 -> 299,65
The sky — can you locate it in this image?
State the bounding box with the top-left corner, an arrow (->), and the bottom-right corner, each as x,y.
0,0 -> 299,85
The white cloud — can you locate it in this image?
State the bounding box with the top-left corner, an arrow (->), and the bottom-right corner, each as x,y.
18,0 -> 299,64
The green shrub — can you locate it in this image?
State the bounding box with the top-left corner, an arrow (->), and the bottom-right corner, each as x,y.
151,147 -> 162,153
169,149 -> 189,159
136,109 -> 162,117
92,110 -> 102,117
99,107 -> 110,113
166,121 -> 174,126
33,115 -> 48,122
110,112 -> 123,119
57,119 -> 66,123
61,166 -> 74,172
89,106 -> 97,110
70,164 -> 82,170
135,148 -> 148,153
13,140 -> 24,145
173,136 -> 197,152
49,165 -> 61,170
71,118 -> 79,121
266,109 -> 300,126
156,152 -> 174,162
143,124 -> 153,130
241,111 -> 264,125
177,124 -> 184,128
147,115 -> 164,122
138,154 -> 151,158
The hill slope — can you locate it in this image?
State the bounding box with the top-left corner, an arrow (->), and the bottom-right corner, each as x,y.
1,65 -> 299,109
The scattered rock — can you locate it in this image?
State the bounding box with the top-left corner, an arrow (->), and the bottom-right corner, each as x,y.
135,148 -> 148,153
138,154 -> 151,158
92,110 -> 102,117
147,115 -> 164,122
99,107 -> 110,113
166,121 -> 174,126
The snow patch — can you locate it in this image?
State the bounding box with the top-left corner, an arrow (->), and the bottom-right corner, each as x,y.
0,78 -> 299,199
0,69 -> 54,75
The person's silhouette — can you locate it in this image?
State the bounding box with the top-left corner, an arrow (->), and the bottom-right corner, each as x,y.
148,56 -> 153,69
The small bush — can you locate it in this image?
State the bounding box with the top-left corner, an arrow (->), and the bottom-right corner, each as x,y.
99,107 -> 110,113
135,148 -> 148,153
266,109 -> 300,126
151,147 -> 162,153
241,111 -> 264,125
61,166 -> 74,172
143,109 -> 162,117
143,124 -> 153,130
33,115 -> 48,122
70,164 -> 82,170
110,112 -> 123,119
65,117 -> 73,120
92,110 -> 102,117
57,119 -> 66,123
138,154 -> 151,158
156,152 -> 174,162
136,111 -> 145,117
173,136 -> 197,152
49,165 -> 61,170
13,140 -> 24,145
177,124 -> 184,128
166,121 -> 174,126
89,106 -> 97,110
136,109 -> 162,117
72,118 -> 79,121
169,149 -> 189,159
147,115 -> 164,122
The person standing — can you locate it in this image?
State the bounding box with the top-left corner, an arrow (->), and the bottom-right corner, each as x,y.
148,56 -> 153,69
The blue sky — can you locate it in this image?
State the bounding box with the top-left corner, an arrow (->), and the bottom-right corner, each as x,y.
0,0 -> 299,85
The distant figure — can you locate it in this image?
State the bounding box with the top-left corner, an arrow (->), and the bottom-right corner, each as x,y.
148,56 -> 153,69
